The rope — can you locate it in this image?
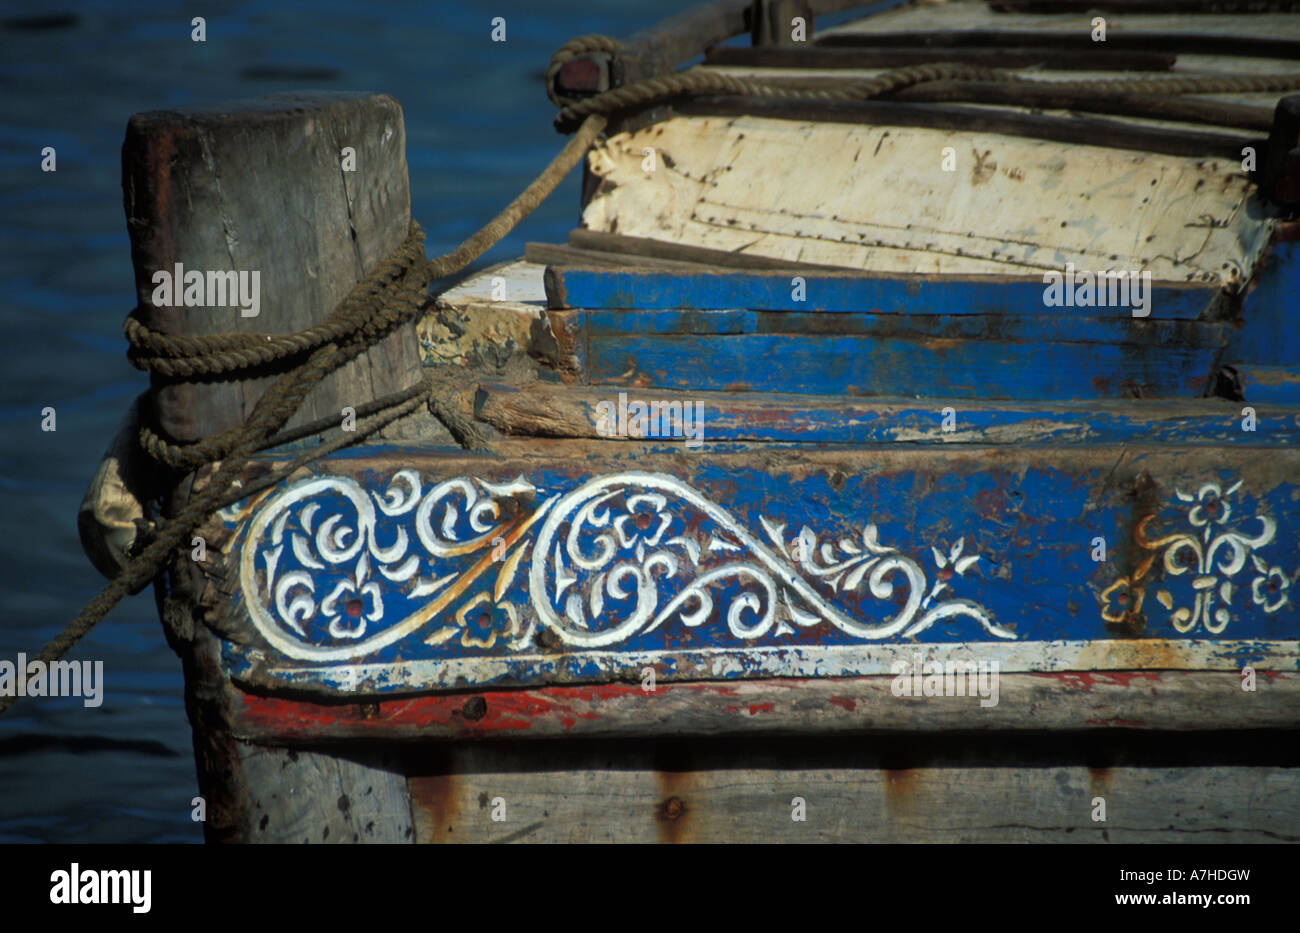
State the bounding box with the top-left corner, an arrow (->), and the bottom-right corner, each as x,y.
550,46 -> 1300,131
124,224 -> 431,379
0,111 -> 607,717
545,34 -> 625,106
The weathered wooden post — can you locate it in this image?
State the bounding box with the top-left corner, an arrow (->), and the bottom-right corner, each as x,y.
119,92 -> 427,842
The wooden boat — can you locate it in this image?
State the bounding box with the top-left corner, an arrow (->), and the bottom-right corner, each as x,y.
80,0 -> 1300,842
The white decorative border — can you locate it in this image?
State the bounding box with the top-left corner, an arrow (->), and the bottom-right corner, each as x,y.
235,470 -> 1007,662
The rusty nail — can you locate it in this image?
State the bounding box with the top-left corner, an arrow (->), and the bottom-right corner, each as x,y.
461,696 -> 487,721
660,796 -> 685,821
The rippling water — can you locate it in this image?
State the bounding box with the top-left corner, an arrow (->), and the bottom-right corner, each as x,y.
0,0 -> 703,843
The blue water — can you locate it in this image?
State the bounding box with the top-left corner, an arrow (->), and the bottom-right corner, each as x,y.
0,0 -> 704,843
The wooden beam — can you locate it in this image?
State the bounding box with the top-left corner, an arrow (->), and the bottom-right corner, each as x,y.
817,28 -> 1300,60
705,44 -> 1178,70
888,81 -> 1275,131
526,237 -> 856,273
475,382 -> 1300,445
231,672 -> 1300,745
540,264 -> 1217,316
565,229 -> 857,271
124,92 -> 428,843
407,743 -> 1300,842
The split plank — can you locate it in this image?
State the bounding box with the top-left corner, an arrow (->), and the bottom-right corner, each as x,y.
476,382 -> 1299,445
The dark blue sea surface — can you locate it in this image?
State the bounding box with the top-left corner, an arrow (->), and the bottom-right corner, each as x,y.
0,0 -> 704,843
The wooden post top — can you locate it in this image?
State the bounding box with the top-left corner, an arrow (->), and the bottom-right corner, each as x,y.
122,91 -> 421,443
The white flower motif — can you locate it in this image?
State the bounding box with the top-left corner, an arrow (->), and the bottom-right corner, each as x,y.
1186,481 -> 1240,538
612,493 -> 672,564
320,554 -> 384,640
1250,557 -> 1291,613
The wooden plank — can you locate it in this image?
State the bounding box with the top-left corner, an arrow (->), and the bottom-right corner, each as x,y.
408,748 -> 1300,842
578,331 -> 1218,398
231,742 -> 412,843
817,28 -> 1300,59
230,672 -> 1300,744
198,441 -> 1300,698
542,305 -> 1226,399
567,229 -> 861,271
542,266 -> 1217,316
523,242 -> 790,277
675,97 -> 1259,161
122,92 -> 424,443
475,382 -> 1300,445
823,1 -> 1300,36
887,81 -> 1275,131
704,44 -> 1179,70
526,239 -> 856,274
579,115 -> 1271,282
573,307 -> 1224,338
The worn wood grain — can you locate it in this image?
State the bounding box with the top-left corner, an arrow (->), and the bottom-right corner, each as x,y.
131,93 -> 429,843
170,595 -> 412,842
564,326 -> 1220,398
122,92 -> 423,443
230,672 -> 1300,744
567,228 -> 860,271
475,381 -> 1300,445
541,266 -> 1218,315
675,96 -> 1258,161
232,741 -> 412,843
409,749 -> 1300,842
581,115 -> 1271,282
